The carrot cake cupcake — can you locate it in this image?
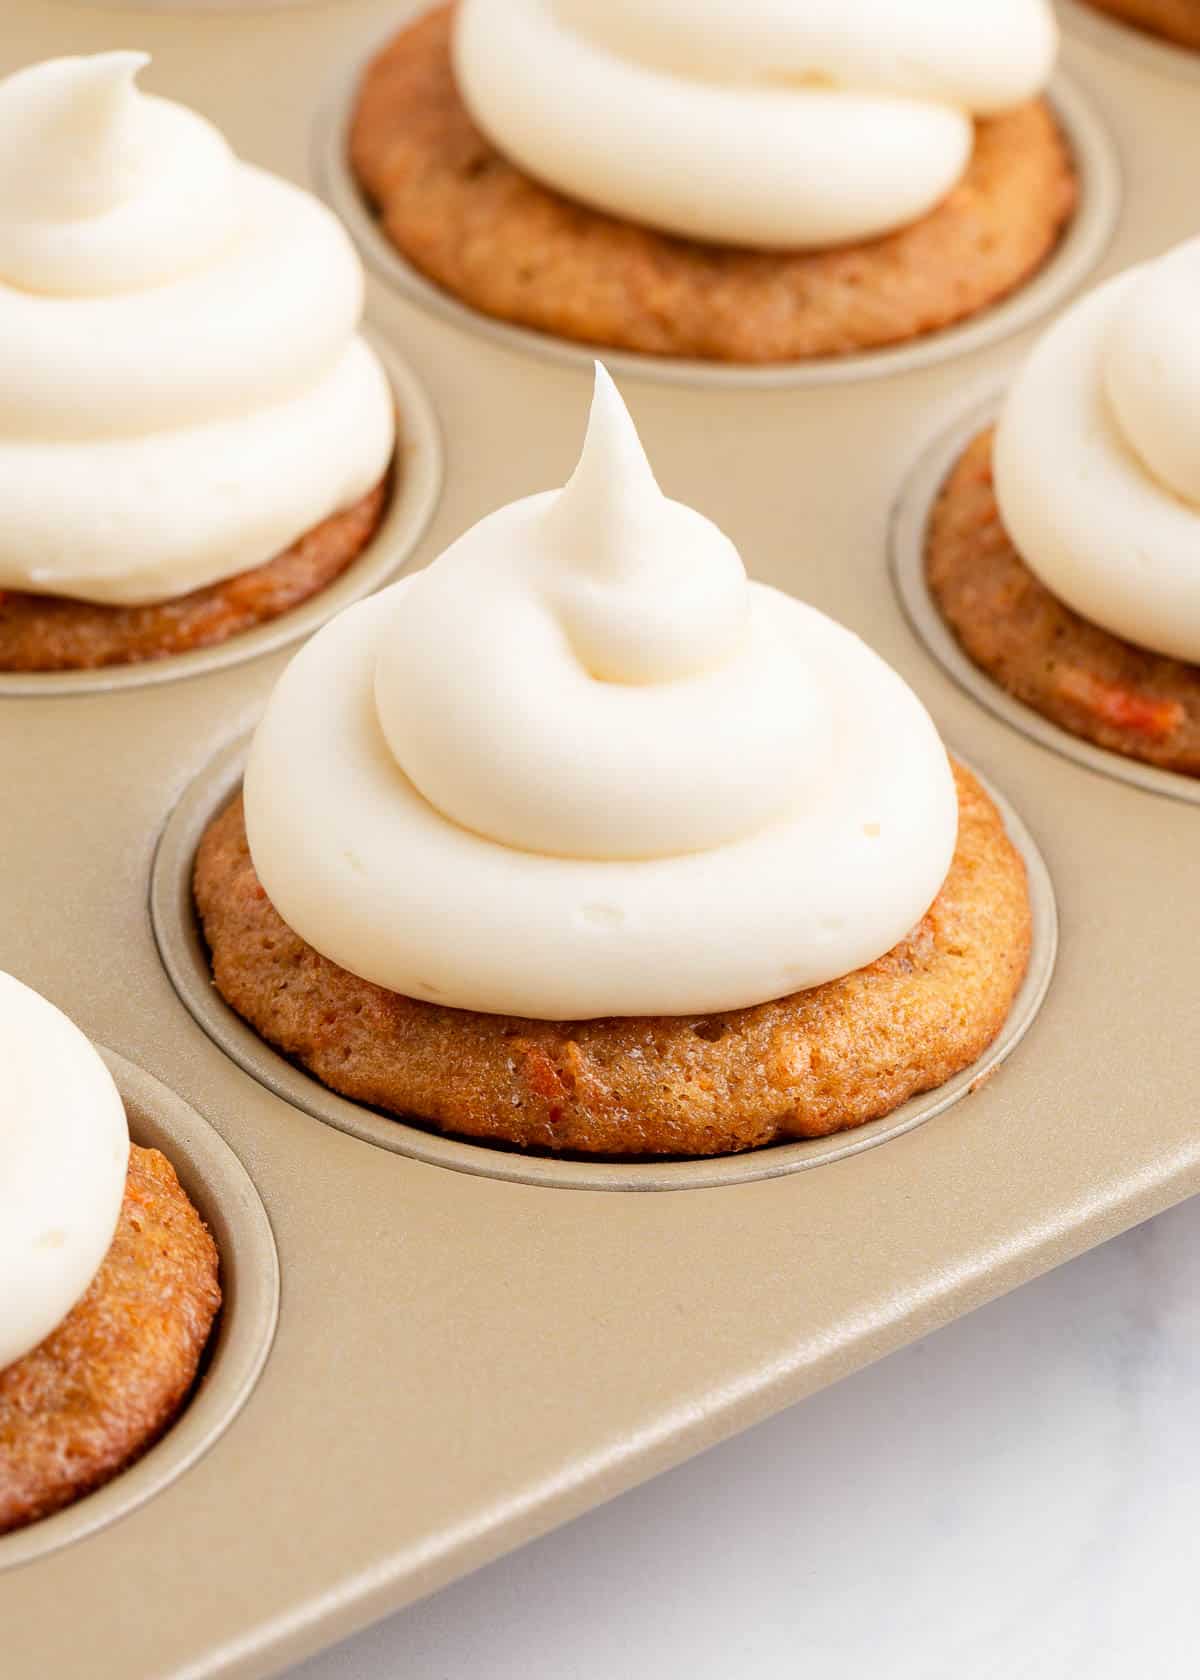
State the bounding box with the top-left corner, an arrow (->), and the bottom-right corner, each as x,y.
1079,0 -> 1200,49
195,367 -> 1033,1157
348,0 -> 1076,363
0,974 -> 220,1535
926,235 -> 1200,776
0,53 -> 395,673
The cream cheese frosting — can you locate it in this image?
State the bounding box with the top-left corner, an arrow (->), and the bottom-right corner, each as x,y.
994,237 -> 1200,664
245,366 -> 958,1020
0,53 -> 394,606
0,973 -> 128,1371
453,0 -> 1058,250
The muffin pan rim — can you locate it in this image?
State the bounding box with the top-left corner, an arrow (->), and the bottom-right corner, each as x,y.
1058,0 -> 1200,80
313,54 -> 1121,391
149,734 -> 1059,1193
890,393 -> 1200,807
0,1049 -> 279,1574
0,336 -> 443,699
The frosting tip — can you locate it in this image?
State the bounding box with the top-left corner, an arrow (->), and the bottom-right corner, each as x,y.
0,51 -> 153,221
561,364 -> 659,523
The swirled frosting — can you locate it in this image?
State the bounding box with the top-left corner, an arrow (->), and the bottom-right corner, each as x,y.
453,0 -> 1058,249
0,53 -> 394,606
994,237 -> 1200,663
245,366 -> 957,1019
0,973 -> 128,1371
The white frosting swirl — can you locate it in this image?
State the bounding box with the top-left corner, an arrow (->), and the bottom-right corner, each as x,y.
994,237 -> 1200,664
453,0 -> 1058,250
245,367 -> 957,1020
0,973 -> 129,1372
0,54 -> 394,606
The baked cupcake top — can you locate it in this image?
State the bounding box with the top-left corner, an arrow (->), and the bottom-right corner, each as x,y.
245,366 -> 957,1019
994,235 -> 1200,663
0,972 -> 128,1370
453,0 -> 1058,248
0,53 -> 394,606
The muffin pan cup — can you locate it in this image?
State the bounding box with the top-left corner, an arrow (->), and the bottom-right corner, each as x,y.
0,1052 -> 279,1574
0,337 -> 442,699
890,395 -> 1200,807
151,738 -> 1059,1192
2,4 -> 1200,1677
314,45 -> 1121,390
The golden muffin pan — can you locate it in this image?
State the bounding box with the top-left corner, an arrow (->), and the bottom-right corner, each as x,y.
890,396 -> 1200,809
3,2 -> 1200,1675
1060,0 -> 1200,78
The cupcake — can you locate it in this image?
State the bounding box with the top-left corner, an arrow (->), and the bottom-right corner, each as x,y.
194,367 -> 1032,1157
0,974 -> 220,1535
926,236 -> 1200,776
1079,0 -> 1200,49
0,54 -> 395,672
349,0 -> 1075,363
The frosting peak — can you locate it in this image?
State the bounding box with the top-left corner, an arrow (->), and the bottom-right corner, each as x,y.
374,367 -> 822,861
0,53 -> 238,294
545,364 -> 746,685
0,53 -> 149,221
246,368 -> 957,1019
454,0 -> 1058,249
995,236 -> 1200,664
0,52 -> 393,605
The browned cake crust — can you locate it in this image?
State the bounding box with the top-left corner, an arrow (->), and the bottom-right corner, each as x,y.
194,763 -> 1032,1157
0,1146 -> 221,1536
925,429 -> 1200,776
1082,0 -> 1200,49
348,4 -> 1077,364
0,479 -> 389,673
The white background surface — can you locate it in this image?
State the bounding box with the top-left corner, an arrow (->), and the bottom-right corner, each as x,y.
292,1197 -> 1200,1678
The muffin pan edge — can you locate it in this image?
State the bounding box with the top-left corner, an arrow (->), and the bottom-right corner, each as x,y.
0,1050 -> 279,1573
